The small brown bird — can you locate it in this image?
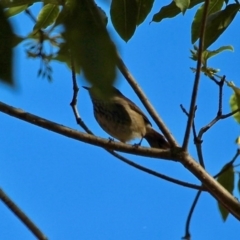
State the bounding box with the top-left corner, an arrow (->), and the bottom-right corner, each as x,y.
84,86 -> 169,149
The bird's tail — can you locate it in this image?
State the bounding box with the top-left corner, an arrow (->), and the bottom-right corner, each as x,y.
144,127 -> 170,149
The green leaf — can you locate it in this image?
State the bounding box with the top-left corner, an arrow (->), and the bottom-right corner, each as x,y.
174,0 -> 190,14
202,45 -> 233,61
58,0 -> 117,89
1,0 -> 42,8
228,81 -> 240,123
136,0 -> 154,25
190,45 -> 233,76
0,5 -> 14,86
191,0 -> 224,44
110,0 -> 138,42
152,0 -> 204,22
204,3 -> 240,50
5,4 -> 28,18
217,164 -> 234,221
34,3 -> 59,31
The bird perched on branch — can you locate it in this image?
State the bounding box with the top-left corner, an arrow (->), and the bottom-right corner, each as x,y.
83,86 -> 169,149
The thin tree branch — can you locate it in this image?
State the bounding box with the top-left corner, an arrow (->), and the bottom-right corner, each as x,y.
182,190 -> 202,240
198,108 -> 240,139
69,54 -> 92,133
180,104 -> 205,168
0,188 -> 47,240
108,150 -> 204,190
116,54 -> 177,147
182,0 -> 210,150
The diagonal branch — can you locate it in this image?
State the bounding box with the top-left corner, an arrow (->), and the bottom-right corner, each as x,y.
108,151 -> 204,190
0,188 -> 47,240
0,101 -> 177,160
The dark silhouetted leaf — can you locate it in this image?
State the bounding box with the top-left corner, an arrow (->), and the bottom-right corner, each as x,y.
0,5 -> 14,86
56,0 -> 117,90
136,0 -> 154,25
217,164 -> 234,221
34,3 -> 59,31
191,0 -> 224,44
152,0 -> 203,22
110,0 -> 138,41
174,0 -> 190,14
204,3 -> 239,50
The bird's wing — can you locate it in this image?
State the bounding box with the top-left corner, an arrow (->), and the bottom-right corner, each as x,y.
122,95 -> 152,126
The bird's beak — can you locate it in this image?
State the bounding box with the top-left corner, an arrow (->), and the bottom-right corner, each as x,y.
82,86 -> 90,90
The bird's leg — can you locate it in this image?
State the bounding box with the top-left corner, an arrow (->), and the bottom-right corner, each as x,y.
133,137 -> 143,148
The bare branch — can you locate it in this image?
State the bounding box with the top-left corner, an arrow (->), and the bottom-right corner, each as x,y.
0,188 -> 47,240
183,0 -> 210,150
198,108 -> 240,139
180,104 -> 205,168
109,150 -> 204,190
182,190 -> 202,240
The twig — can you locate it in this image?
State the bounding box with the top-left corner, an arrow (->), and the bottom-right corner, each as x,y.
0,188 -> 47,240
109,150 -> 204,190
180,104 -> 205,167
182,190 -> 202,240
217,76 -> 225,116
116,54 -> 177,147
182,0 -> 210,150
25,9 -> 36,22
180,104 -> 198,142
198,108 -> 240,139
69,54 -> 92,133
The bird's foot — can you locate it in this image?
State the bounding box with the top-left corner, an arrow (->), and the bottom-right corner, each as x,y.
108,137 -> 115,143
133,138 -> 143,148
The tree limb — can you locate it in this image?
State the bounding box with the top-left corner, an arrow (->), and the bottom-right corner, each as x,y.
0,188 -> 47,240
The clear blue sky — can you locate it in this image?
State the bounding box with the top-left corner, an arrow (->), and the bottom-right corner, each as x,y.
1,1 -> 240,239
